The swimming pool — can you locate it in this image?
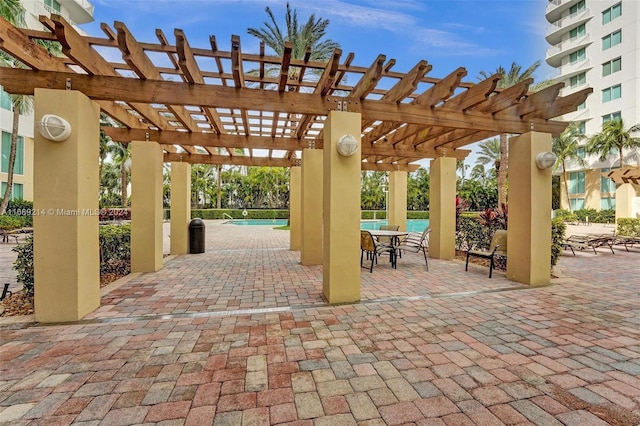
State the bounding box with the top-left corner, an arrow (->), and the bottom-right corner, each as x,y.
227,218 -> 429,232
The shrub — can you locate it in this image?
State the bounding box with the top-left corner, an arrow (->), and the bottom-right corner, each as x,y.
0,215 -> 22,231
551,218 -> 566,267
617,218 -> 640,237
4,199 -> 34,227
553,209 -> 577,223
13,224 -> 132,295
99,208 -> 131,221
13,236 -> 34,295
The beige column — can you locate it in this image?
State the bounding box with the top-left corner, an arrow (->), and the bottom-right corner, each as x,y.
33,89 -> 100,323
131,141 -> 164,272
301,149 -> 323,265
170,162 -> 191,255
388,171 -> 407,231
429,157 -> 457,259
506,132 -> 553,286
615,183 -> 635,222
289,166 -> 301,251
323,111 -> 361,304
584,169 -> 601,210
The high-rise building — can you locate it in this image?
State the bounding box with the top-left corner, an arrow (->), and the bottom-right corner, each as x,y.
0,0 -> 94,202
545,0 -> 640,211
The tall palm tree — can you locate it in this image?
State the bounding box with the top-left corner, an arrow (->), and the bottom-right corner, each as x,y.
478,61 -> 544,208
0,2 -> 62,214
108,143 -> 131,207
0,0 -> 25,214
586,118 -> 640,167
552,122 -> 586,211
476,137 -> 501,178
247,3 -> 340,84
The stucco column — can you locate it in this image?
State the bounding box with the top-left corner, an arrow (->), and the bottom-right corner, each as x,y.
170,162 -> 191,255
289,165 -> 301,251
301,149 -> 323,265
33,89 -> 100,323
131,141 -> 163,272
323,110 -> 361,304
388,170 -> 407,231
506,131 -> 552,286
429,157 -> 456,259
615,183 -> 635,222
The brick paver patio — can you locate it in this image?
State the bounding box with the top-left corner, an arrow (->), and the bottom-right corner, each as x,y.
1,221 -> 639,425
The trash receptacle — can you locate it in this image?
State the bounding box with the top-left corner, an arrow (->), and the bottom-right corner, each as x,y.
189,218 -> 205,254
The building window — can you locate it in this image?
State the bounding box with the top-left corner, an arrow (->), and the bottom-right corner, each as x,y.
576,101 -> 586,110
570,72 -> 586,88
569,171 -> 585,194
602,2 -> 622,24
602,57 -> 621,76
569,48 -> 586,64
601,168 -> 616,193
1,131 -> 24,175
602,112 -> 621,123
576,121 -> 586,134
569,0 -> 585,15
0,182 -> 23,200
602,30 -> 622,50
569,24 -> 586,40
602,84 -> 622,102
44,0 -> 61,13
570,198 -> 585,210
577,147 -> 586,159
601,198 -> 616,210
0,86 -> 11,111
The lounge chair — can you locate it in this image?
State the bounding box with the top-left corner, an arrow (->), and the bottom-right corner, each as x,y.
396,227 -> 430,270
465,229 -> 507,278
563,234 -> 615,255
360,230 -> 396,272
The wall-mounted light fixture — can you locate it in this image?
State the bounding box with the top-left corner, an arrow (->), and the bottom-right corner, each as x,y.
336,134 -> 358,156
535,151 -> 557,170
36,114 -> 72,142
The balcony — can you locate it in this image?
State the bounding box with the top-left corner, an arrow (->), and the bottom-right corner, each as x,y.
546,0 -> 582,23
59,0 -> 94,24
546,8 -> 592,45
558,58 -> 592,80
546,34 -> 592,67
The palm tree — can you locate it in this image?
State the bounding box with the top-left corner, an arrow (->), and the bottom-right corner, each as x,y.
0,0 -> 25,214
586,118 -> 640,168
552,122 -> 586,211
247,3 -> 340,84
1,2 -> 62,214
476,137 -> 501,177
108,143 -> 131,207
478,61 -> 544,208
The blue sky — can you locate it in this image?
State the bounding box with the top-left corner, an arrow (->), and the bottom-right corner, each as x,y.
81,0 -> 555,167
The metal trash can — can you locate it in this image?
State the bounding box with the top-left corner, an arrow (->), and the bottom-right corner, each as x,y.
189,218 -> 205,254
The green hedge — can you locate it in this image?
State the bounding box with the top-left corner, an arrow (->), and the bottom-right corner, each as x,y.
554,208 -> 615,224
551,218 -> 566,267
617,218 -> 640,237
361,211 -> 429,220
188,209 -> 289,220
0,215 -> 22,231
13,224 -> 131,296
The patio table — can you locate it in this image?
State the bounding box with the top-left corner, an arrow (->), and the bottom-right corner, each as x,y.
366,229 -> 409,266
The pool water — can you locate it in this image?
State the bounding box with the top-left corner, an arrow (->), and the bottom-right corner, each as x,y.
227,218 -> 429,232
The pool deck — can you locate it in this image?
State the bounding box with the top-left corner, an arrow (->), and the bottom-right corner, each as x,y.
1,221 -> 639,425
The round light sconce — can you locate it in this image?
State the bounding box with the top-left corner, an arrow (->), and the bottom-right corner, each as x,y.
336,134 -> 359,157
535,151 -> 557,170
36,114 -> 72,142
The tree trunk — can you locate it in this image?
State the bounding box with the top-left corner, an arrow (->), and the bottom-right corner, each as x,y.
619,146 -> 624,167
0,107 -> 20,214
121,165 -> 128,207
497,133 -> 508,208
562,162 -> 572,212
216,164 -> 222,209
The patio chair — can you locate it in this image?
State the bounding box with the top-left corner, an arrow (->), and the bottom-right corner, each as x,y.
564,234 -> 615,255
377,224 -> 400,247
465,229 -> 507,278
396,227 -> 430,270
360,230 -> 396,272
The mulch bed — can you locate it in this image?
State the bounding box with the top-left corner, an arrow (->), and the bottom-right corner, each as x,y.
1,271 -> 127,317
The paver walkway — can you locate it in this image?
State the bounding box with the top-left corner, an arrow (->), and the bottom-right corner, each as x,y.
1,221 -> 639,425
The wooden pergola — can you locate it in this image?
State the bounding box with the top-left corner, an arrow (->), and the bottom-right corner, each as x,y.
0,14 -> 591,171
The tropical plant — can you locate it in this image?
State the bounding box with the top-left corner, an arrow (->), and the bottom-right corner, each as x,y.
586,118 -> 640,167
247,2 -> 340,85
0,2 -> 61,214
108,143 -> 131,207
407,168 -> 430,210
552,122 -> 586,211
478,61 -> 545,208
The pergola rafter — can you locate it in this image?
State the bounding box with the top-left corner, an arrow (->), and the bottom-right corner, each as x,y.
0,14 -> 590,169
